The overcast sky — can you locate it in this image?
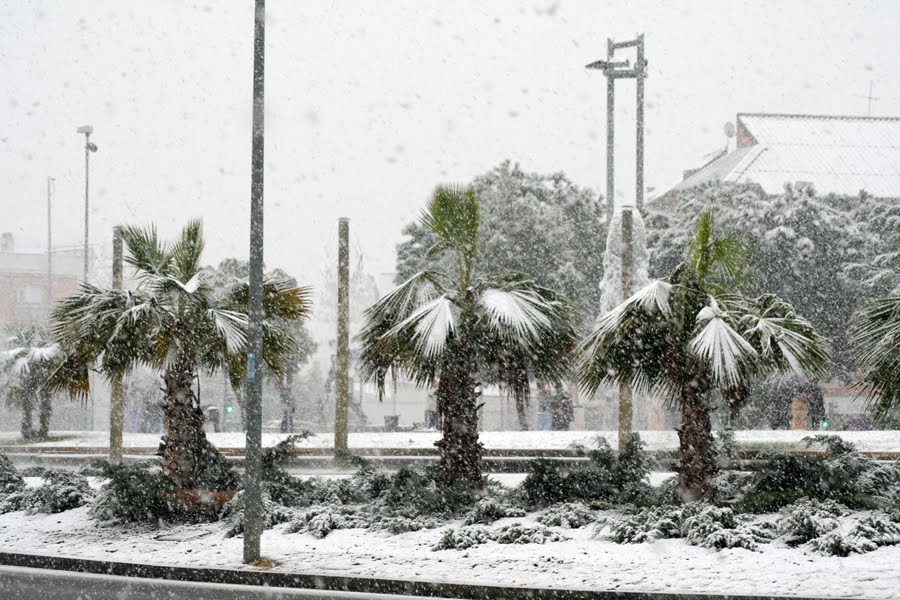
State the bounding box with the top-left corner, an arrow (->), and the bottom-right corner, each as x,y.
2,0 -> 899,298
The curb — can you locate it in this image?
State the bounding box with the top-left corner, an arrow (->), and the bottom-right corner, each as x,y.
0,552 -> 830,600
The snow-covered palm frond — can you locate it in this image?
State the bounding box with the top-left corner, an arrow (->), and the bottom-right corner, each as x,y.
479,288 -> 551,342
478,279 -> 578,396
591,279 -> 673,341
628,280 -> 673,317
850,295 -> 900,419
119,224 -> 172,278
729,294 -> 830,378
689,299 -> 757,388
26,344 -> 60,364
385,296 -> 456,360
578,286 -> 679,398
371,271 -> 442,321
356,271 -> 447,396
207,308 -> 248,354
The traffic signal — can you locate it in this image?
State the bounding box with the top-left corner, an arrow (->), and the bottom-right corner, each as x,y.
226,404 -> 234,414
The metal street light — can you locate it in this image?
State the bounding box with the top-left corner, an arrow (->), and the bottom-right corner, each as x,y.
76,125 -> 98,284
586,34 -> 647,221
244,0 -> 266,564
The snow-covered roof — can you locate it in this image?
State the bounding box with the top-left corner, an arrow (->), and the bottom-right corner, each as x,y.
663,113 -> 900,200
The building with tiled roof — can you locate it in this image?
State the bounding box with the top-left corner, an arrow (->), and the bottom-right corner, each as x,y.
655,112 -> 900,202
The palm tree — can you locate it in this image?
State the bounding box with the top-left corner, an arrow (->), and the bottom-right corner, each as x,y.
851,295 -> 900,421
51,221 -> 311,493
358,186 -> 577,488
578,210 -> 829,501
2,325 -> 62,439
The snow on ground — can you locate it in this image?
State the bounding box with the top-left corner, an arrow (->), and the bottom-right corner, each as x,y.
0,504 -> 897,599
3,429 -> 899,451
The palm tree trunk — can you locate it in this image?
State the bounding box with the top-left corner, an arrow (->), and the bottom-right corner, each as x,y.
676,373 -> 717,502
515,391 -> 529,431
20,393 -> 35,440
159,361 -> 215,491
275,370 -> 295,433
37,389 -> 52,438
434,338 -> 483,488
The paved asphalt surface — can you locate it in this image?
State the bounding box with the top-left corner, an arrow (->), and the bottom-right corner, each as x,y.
0,566 -> 447,600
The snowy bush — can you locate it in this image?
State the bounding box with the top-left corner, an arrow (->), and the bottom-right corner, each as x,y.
714,470 -> 755,505
681,505 -> 738,545
377,515 -> 441,534
493,522 -> 568,545
807,528 -> 878,557
0,454 -> 24,495
432,522 -> 567,550
522,459 -> 567,506
522,435 -> 652,507
806,514 -> 900,556
382,467 -> 476,517
90,462 -> 177,523
287,505 -> 369,538
742,436 -> 888,512
26,470 -> 93,514
603,505 -> 685,543
220,490 -> 293,538
433,525 -> 492,550
536,502 -> 596,528
603,503 -> 775,551
463,496 -> 525,525
775,498 -> 845,544
0,490 -> 28,514
702,522 -> 777,551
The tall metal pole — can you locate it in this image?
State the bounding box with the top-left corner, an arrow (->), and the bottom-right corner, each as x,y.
47,177 -> 53,315
109,228 -> 125,463
635,34 -> 645,211
618,209 -> 634,451
605,38 -> 615,222
83,137 -> 90,284
243,0 -> 266,564
335,218 -> 350,458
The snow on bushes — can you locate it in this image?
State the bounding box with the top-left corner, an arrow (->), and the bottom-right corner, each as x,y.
463,496 -> 526,525
536,502 -> 596,528
25,469 -> 93,514
522,434 -> 652,507
433,522 -> 568,551
90,462 -> 177,522
0,454 -> 24,496
601,503 -> 775,551
740,436 -> 893,512
776,502 -> 900,556
775,498 -> 844,544
220,490 -> 293,538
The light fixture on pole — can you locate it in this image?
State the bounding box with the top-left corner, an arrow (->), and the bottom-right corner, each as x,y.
76,125 -> 98,284
586,34 -> 648,221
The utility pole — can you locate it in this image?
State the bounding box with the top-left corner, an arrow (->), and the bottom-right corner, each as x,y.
618,209 -> 635,451
586,34 -> 648,221
76,125 -> 97,283
109,227 -> 125,463
46,177 -> 54,316
335,218 -> 350,460
243,0 -> 265,565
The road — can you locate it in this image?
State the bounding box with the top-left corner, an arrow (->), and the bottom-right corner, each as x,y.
0,566 -> 449,600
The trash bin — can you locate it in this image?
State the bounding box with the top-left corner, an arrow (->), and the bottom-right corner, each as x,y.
537,411 -> 552,431
384,415 -> 400,432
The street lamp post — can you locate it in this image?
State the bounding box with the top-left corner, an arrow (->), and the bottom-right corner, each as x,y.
586,34 -> 648,221
243,0 -> 266,564
76,125 -> 98,284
